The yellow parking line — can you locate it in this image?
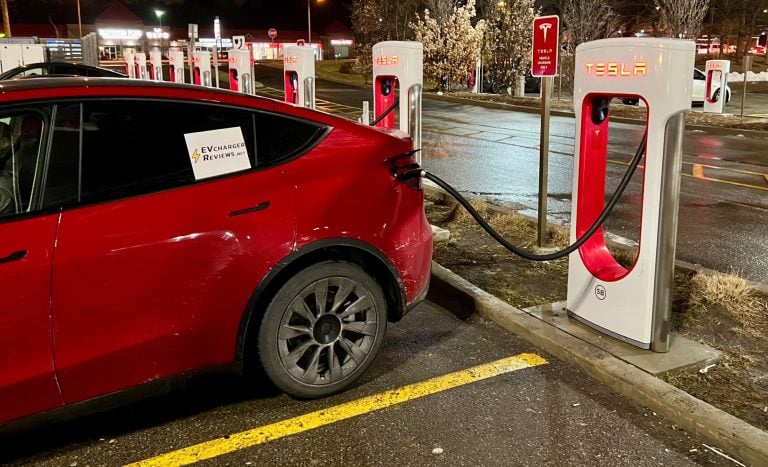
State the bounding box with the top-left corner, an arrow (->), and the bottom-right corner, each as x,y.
126,353 -> 547,467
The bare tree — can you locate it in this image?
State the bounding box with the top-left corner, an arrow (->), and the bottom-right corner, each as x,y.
482,0 -> 537,95
654,0 -> 710,38
560,0 -> 623,47
412,0 -> 484,90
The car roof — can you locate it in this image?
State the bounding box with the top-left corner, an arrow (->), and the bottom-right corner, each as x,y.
0,76 -> 388,138
0,75 -> 238,95
0,62 -> 127,79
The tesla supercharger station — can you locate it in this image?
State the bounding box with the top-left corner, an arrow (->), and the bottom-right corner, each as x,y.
134,53 -> 148,80
149,50 -> 163,81
283,45 -> 315,109
566,38 -> 694,352
193,51 -> 212,87
704,59 -> 730,114
123,52 -> 136,78
168,50 -> 185,83
228,49 -> 253,94
372,41 -> 423,162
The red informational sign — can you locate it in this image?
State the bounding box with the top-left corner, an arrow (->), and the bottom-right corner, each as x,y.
531,15 -> 560,77
268,28 -> 278,39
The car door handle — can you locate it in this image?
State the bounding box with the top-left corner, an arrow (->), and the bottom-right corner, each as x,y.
0,250 -> 27,264
228,201 -> 271,217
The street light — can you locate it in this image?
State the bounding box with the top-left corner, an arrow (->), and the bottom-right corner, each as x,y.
307,0 -> 324,44
154,9 -> 165,55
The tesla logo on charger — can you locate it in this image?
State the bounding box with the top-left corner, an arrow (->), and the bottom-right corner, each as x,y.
585,61 -> 647,77
375,55 -> 399,66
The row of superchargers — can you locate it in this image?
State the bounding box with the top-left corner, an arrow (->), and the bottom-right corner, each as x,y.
137,39 -> 714,354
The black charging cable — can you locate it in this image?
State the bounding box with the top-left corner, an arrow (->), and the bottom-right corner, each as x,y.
371,99 -> 400,126
397,132 -> 647,261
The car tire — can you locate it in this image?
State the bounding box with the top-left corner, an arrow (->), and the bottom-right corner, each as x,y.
258,261 -> 387,398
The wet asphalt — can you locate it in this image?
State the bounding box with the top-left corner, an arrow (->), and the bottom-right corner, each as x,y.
0,301 -> 734,466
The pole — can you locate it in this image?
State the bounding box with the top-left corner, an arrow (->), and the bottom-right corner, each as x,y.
76,0 -> 83,37
307,0 -> 312,44
740,55 -> 752,117
537,76 -> 552,248
1,0 -> 11,37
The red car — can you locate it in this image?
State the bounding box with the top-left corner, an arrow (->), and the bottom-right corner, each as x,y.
0,78 -> 432,428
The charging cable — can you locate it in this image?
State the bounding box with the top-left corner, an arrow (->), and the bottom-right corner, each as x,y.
397,132 -> 647,261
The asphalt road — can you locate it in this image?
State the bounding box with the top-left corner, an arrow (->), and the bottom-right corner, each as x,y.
0,301 -> 733,466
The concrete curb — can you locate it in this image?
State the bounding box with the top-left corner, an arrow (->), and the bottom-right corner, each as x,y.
428,261 -> 768,466
425,93 -> 768,140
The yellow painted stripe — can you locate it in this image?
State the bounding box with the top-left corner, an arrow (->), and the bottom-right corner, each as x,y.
126,354 -> 547,467
609,159 -> 768,192
692,163 -> 705,179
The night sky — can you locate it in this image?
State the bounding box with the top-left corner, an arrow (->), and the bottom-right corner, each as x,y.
11,0 -> 352,31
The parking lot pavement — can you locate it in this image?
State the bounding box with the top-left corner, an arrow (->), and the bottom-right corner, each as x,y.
3,302 -> 729,466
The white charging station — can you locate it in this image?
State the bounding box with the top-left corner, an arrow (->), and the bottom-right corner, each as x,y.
283,45 -> 315,109
566,38 -> 694,352
123,52 -> 136,78
133,53 -> 148,80
704,59 -> 730,114
0,44 -> 23,72
149,50 -> 163,81
228,49 -> 253,94
193,50 -> 212,87
372,41 -> 423,161
168,50 -> 185,83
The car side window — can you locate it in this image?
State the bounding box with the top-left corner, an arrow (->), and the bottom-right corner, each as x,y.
694,70 -> 705,80
20,67 -> 46,78
79,100 -> 255,203
253,112 -> 328,165
0,111 -> 46,218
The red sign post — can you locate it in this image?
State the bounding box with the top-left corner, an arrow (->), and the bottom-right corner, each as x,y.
531,15 -> 560,77
531,15 -> 559,247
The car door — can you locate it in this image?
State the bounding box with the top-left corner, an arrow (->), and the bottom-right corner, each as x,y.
50,99 -> 298,404
0,109 -> 64,424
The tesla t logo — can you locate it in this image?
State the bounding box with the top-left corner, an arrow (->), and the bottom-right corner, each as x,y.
539,23 -> 552,42
585,61 -> 647,77
191,149 -> 200,163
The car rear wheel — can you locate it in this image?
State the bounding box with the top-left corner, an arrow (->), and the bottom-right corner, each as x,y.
258,261 -> 387,398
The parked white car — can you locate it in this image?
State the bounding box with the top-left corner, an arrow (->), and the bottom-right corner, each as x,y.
622,68 -> 731,107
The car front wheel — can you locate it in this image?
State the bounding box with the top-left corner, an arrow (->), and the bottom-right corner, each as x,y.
258,261 -> 387,398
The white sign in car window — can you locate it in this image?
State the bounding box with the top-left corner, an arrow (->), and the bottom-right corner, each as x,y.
184,127 -> 251,180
